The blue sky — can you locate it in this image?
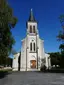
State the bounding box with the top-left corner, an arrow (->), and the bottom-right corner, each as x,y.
8,0 -> 64,54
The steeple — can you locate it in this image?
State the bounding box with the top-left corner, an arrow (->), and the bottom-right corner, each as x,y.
28,9 -> 36,22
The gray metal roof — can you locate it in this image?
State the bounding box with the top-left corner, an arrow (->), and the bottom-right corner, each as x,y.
28,9 -> 36,22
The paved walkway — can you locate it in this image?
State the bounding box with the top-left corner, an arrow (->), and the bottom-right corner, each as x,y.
0,72 -> 64,85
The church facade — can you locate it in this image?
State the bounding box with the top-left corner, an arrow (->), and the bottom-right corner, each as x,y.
12,9 -> 51,71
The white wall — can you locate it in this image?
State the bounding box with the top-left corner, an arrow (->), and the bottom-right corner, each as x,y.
12,53 -> 20,71
45,53 -> 51,69
20,38 -> 26,71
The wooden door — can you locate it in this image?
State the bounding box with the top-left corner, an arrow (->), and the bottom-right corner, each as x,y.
30,60 -> 36,68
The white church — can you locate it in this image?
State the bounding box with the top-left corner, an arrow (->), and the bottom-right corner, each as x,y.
12,9 -> 51,71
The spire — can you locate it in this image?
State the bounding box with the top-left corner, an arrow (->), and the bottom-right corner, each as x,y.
28,9 -> 36,22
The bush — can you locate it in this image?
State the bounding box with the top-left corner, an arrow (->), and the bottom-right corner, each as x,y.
40,65 -> 47,72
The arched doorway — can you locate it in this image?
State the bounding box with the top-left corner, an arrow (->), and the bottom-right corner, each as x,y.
30,60 -> 36,68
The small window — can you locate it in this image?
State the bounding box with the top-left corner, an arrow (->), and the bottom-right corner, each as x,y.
33,26 -> 35,33
30,43 -> 32,51
30,25 -> 32,33
34,43 -> 35,51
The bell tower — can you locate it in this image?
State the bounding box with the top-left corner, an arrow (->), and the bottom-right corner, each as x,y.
26,9 -> 39,70
26,9 -> 38,35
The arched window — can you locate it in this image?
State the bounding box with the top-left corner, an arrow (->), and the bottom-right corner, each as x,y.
30,25 -> 32,33
33,26 -> 35,33
30,43 -> 32,51
34,43 -> 35,51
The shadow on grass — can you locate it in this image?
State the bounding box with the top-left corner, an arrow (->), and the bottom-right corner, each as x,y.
48,69 -> 64,73
40,69 -> 64,73
0,70 -> 11,79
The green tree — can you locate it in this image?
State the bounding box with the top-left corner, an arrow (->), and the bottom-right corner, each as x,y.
57,15 -> 64,68
57,15 -> 64,52
0,0 -> 17,65
49,52 -> 61,67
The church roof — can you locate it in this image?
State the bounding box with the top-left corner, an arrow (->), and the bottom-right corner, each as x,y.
28,9 -> 36,22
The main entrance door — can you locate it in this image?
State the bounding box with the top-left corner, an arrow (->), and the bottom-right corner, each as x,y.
30,60 -> 36,68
